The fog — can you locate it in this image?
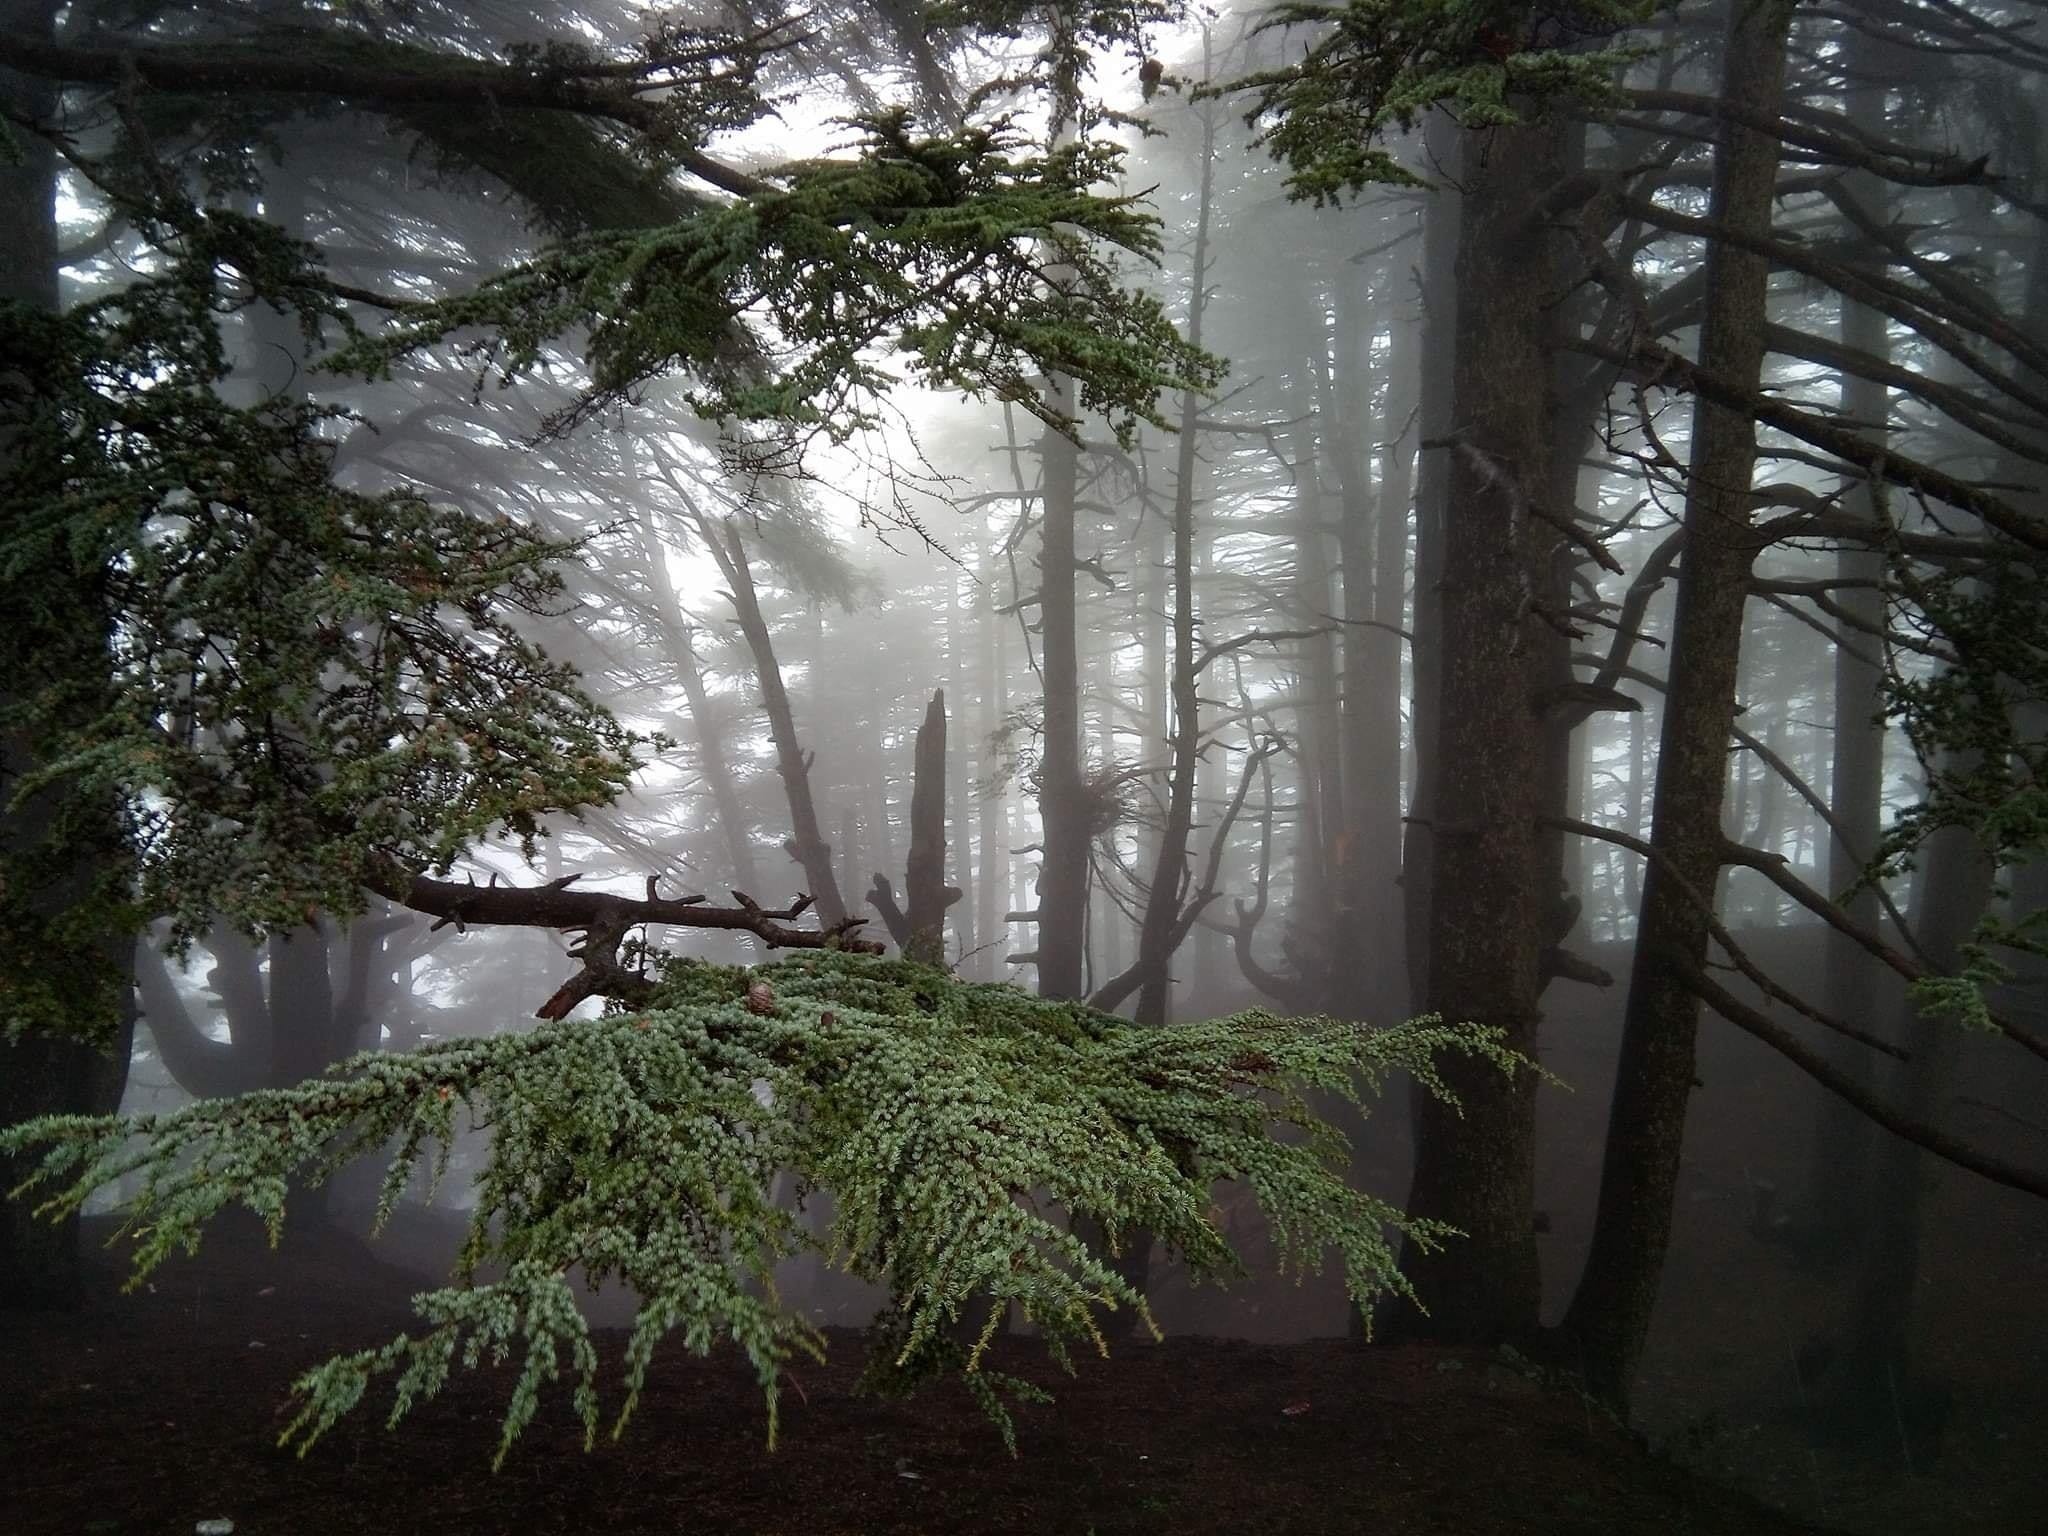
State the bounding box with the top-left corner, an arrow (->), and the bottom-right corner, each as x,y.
4,3 -> 2047,1534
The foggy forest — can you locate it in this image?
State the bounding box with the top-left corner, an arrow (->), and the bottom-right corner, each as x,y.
2,1 -> 2046,1533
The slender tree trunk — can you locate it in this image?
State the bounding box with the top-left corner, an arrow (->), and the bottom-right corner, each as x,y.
704,521 -> 846,923
1397,105 -> 1573,1346
1129,109 -> 1214,1027
1292,440 -> 1343,965
1563,0 -> 1797,1404
1336,274 -> 1417,1025
947,572 -> 977,972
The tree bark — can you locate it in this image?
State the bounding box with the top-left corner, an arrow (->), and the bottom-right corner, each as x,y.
1562,0 -> 1798,1405
902,690 -> 952,966
0,0 -> 136,1312
1396,105 -> 1574,1346
1130,98 -> 1214,1028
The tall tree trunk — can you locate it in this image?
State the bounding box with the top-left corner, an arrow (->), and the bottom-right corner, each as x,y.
1397,106 -> 1573,1346
1128,102 -> 1214,1028
1292,439 -> 1343,971
1336,268 -> 1416,1025
0,0 -> 137,1312
947,572 -> 978,972
1817,791 -> 1989,1455
1563,0 -> 1798,1405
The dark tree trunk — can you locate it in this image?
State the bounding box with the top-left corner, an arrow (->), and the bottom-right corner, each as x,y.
902,690 -> 952,965
1396,107 -> 1574,1347
1129,147 -> 1212,1028
1816,803 -> 1989,1457
1562,0 -> 1797,1406
0,0 -> 137,1312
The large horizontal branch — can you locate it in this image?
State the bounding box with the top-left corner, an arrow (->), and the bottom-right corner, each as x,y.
367,863 -> 880,1019
1619,194 -> 2048,411
1616,86 -> 2001,190
1569,335 -> 2048,550
0,32 -> 772,198
1679,963 -> 2048,1201
1761,323 -> 2048,470
1542,817 -> 1906,1061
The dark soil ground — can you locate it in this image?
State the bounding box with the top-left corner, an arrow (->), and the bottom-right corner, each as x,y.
2,1214 -> 1832,1536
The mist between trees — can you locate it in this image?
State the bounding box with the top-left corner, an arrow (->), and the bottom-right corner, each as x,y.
1,1 -> 2046,1528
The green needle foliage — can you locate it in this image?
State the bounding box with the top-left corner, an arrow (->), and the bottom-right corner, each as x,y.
336,110 -> 1224,453
0,193 -> 643,1039
1228,1 -> 1653,204
1877,544 -> 2048,1024
2,950 -> 1518,1465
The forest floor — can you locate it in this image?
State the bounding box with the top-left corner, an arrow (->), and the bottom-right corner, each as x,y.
1,1214 -> 1838,1536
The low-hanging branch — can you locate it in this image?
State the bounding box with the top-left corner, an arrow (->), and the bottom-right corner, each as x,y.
2,951 -> 1521,1466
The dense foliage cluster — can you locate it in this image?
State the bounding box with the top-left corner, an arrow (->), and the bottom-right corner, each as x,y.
341,110 -> 1224,452
0,195 -> 640,1041
1231,0 -> 1653,202
1,951 -> 1516,1463
1880,539 -> 2048,1020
